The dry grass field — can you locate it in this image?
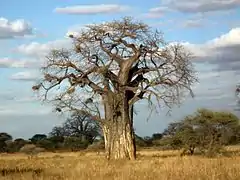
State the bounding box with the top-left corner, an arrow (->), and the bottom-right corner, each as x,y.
0,146 -> 239,180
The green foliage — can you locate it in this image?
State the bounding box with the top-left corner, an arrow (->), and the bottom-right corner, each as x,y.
0,133 -> 12,142
0,108 -> 239,154
48,136 -> 64,144
161,109 -> 240,156
63,137 -> 89,151
135,134 -> 148,148
47,136 -> 65,149
19,144 -> 45,155
30,134 -> 47,144
49,112 -> 101,146
162,122 -> 185,136
36,139 -> 56,151
87,140 -> 105,151
143,136 -> 153,147
162,136 -> 183,150
152,133 -> 163,140
0,141 -> 7,152
5,139 -> 28,153
232,125 -> 240,144
188,109 -> 239,155
0,133 -> 13,152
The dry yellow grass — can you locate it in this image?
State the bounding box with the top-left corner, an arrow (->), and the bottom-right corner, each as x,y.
0,146 -> 239,180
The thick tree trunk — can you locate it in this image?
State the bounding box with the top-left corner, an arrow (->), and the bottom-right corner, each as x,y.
102,120 -> 136,160
130,104 -> 137,158
101,93 -> 136,160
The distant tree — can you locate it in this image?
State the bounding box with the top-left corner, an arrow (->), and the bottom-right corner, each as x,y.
233,125 -> 240,144
46,136 -> 65,150
49,126 -> 70,137
20,144 -> 45,158
152,133 -> 163,140
5,138 -> 28,153
134,134 -> 148,148
188,109 -> 239,155
175,124 -> 199,155
0,132 -> 12,142
87,140 -> 105,152
14,138 -> 27,143
30,134 -> 47,144
162,122 -> 185,137
63,136 -> 89,151
48,136 -> 65,144
149,133 -> 163,147
143,136 -> 153,146
64,112 -> 101,143
163,109 -> 240,156
0,132 -> 12,152
50,112 -> 101,144
36,139 -> 56,151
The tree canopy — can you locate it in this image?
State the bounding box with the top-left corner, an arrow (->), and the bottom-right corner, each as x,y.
161,108 -> 240,156
49,111 -> 101,143
32,17 -> 197,119
32,17 -> 197,160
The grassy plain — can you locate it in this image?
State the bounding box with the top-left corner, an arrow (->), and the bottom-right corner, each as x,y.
0,146 -> 239,180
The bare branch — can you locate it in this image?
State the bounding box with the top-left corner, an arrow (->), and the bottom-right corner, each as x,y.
33,16 -> 197,126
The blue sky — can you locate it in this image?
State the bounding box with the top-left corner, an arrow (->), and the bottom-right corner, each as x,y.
0,0 -> 240,139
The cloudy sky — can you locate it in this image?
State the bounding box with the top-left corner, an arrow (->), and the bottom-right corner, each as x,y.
0,0 -> 240,139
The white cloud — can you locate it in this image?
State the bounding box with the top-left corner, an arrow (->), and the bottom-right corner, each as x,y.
8,38 -> 73,70
177,27 -> 240,99
0,17 -> 34,39
182,27 -> 240,59
165,27 -> 240,108
54,4 -> 129,15
144,0 -> 240,18
0,105 -> 51,115
8,26 -> 240,76
2,32 -> 73,70
8,24 -> 240,78
208,28 -> 240,47
16,39 -> 71,58
182,18 -> 204,28
15,97 -> 38,103
0,91 -> 54,116
10,71 -> 40,81
0,57 -> 41,68
142,7 -> 170,18
161,0 -> 240,13
0,89 -> 41,104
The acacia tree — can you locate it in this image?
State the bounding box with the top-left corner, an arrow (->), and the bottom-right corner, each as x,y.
49,126 -> 70,137
185,109 -> 239,153
32,17 -> 197,160
50,112 -> 101,143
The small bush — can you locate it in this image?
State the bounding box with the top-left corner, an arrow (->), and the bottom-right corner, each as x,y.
19,144 -> 45,156
63,137 -> 89,151
87,140 -> 105,151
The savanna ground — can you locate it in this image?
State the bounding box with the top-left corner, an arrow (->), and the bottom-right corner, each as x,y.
0,146 -> 239,180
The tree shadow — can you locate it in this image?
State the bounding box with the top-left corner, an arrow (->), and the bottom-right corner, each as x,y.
0,167 -> 43,177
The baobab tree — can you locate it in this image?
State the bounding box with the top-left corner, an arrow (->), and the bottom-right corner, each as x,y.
32,17 -> 197,160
